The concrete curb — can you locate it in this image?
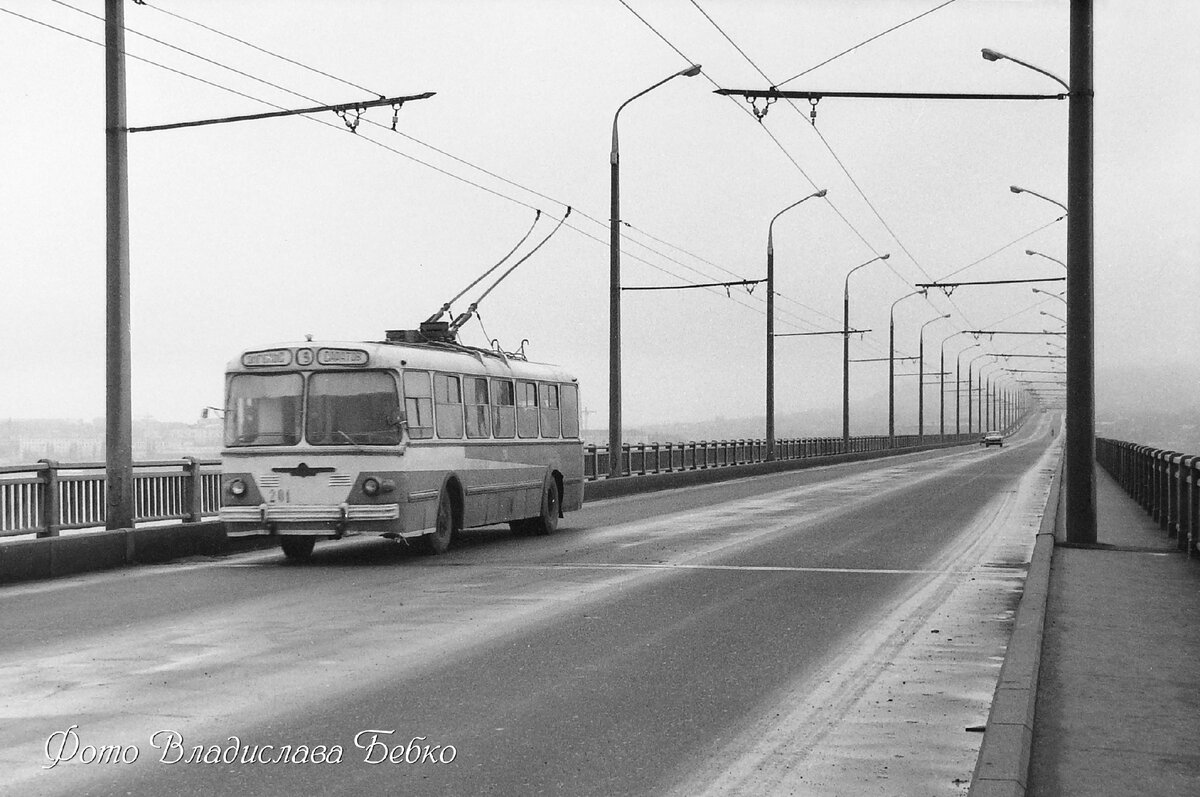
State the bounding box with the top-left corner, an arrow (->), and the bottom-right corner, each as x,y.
968,457 -> 1063,796
0,522 -> 277,585
1,440 -> 975,587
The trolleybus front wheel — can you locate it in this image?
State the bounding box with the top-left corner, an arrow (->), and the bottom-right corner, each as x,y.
280,536 -> 315,560
420,486 -> 457,554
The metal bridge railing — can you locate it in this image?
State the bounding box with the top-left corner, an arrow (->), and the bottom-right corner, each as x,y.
1096,438 -> 1200,556
3,431 -> 990,540
582,433 -> 978,482
0,459 -> 222,539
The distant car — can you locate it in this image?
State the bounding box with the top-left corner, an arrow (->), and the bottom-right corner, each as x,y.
981,431 -> 1004,447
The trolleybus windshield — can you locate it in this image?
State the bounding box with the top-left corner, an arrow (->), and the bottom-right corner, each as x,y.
225,371 -> 402,447
225,373 -> 304,447
305,371 -> 401,446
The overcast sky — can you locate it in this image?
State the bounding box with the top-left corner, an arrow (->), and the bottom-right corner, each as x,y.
2,0 -> 1196,435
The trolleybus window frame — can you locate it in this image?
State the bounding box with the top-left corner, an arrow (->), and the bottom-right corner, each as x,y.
560,383 -> 580,439
464,375 -> 491,439
516,380 -> 539,438
402,370 -> 435,440
491,378 -> 516,439
434,372 -> 465,439
539,383 -> 560,439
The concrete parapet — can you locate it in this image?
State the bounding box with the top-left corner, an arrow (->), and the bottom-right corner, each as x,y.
0,522 -> 276,585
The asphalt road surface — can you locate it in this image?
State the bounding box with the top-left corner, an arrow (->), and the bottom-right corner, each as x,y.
2,417 -> 1058,796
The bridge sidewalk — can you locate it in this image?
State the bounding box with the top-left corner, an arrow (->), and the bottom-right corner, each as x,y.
1026,466 -> 1200,796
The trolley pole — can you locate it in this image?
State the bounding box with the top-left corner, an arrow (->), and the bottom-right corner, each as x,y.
105,0 -> 133,530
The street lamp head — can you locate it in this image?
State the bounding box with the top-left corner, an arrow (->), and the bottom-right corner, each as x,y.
1010,185 -> 1024,194
815,188 -> 828,197
1024,249 -> 1035,255
981,48 -> 1004,62
681,64 -> 703,78
880,253 -> 891,260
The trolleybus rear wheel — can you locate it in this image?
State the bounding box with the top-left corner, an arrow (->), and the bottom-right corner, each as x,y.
280,536 -> 315,560
528,477 -> 560,536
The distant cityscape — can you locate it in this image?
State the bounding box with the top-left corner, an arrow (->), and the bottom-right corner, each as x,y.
0,417 -> 224,466
1,404 -> 1196,469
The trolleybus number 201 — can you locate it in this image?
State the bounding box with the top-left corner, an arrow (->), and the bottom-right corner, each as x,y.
265,488 -> 291,504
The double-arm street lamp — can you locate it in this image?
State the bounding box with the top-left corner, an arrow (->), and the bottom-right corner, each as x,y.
765,189 -> 828,460
842,253 -> 891,448
608,64 -> 702,478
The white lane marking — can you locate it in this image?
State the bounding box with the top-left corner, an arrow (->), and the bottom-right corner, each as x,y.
667,432 -> 1062,797
518,562 -> 975,575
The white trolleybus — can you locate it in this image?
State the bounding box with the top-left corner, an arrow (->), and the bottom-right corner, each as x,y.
218,328 -> 584,559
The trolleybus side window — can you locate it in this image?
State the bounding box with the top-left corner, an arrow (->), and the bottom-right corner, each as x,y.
464,376 -> 490,439
402,370 -> 434,440
560,383 -> 580,438
225,373 -> 304,447
516,380 -> 539,438
492,379 -> 516,439
306,371 -> 401,446
539,383 -> 560,439
434,373 -> 464,439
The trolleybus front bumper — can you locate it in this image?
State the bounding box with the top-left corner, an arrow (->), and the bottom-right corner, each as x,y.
221,503 -> 401,536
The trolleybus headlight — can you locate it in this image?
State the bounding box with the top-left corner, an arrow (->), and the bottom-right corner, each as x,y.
362,477 -> 380,496
227,478 -> 247,497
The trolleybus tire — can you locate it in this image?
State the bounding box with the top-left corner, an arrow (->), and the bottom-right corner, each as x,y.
420,486 -> 457,554
280,536 -> 315,560
527,476 -> 560,536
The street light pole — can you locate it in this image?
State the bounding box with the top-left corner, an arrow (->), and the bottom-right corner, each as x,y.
987,16 -> 1097,543
939,330 -> 966,440
956,344 -> 982,435
967,353 -> 992,435
608,64 -> 701,479
766,189 -> 827,461
980,362 -> 1002,432
105,0 -> 133,531
1066,0 -> 1096,542
842,253 -> 890,450
889,290 -> 924,446
918,315 -> 949,441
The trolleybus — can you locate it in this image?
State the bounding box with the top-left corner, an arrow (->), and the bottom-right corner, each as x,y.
218,329 -> 584,559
